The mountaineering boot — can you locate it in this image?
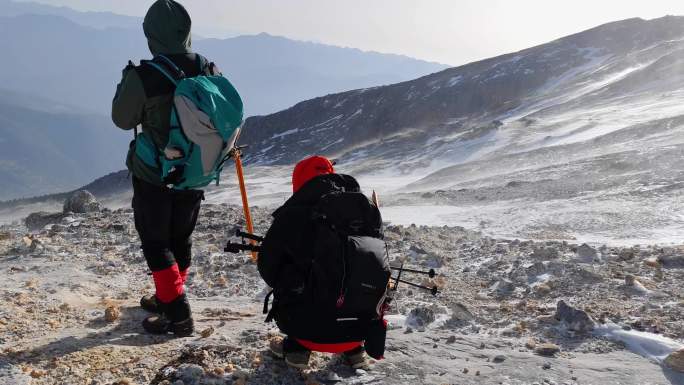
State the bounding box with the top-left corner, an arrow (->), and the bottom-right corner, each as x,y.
282,337 -> 311,369
269,336 -> 285,358
343,346 -> 369,369
285,350 -> 311,369
142,293 -> 194,337
142,314 -> 194,336
140,294 -> 161,313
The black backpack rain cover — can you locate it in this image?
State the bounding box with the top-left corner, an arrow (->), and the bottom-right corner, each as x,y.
272,190 -> 391,345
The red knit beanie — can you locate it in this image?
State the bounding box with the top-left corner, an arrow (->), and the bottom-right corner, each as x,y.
292,156 -> 335,192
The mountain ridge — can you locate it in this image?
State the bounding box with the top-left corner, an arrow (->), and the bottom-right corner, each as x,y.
238,15 -> 684,167
0,12 -> 447,116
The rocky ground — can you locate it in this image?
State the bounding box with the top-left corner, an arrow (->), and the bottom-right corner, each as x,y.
0,191 -> 683,385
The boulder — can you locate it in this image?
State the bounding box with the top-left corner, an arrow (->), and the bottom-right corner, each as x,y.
617,248 -> 635,261
450,303 -> 474,322
531,247 -> 559,260
25,212 -> 66,231
555,300 -> 595,333
63,190 -> 101,213
406,306 -> 436,330
490,279 -> 515,296
658,253 -> 684,268
575,244 -> 598,263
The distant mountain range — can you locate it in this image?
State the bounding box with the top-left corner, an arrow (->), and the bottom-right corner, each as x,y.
0,0 -> 447,200
0,0 -> 447,116
0,0 -> 142,30
0,89 -> 129,200
197,33 -> 448,116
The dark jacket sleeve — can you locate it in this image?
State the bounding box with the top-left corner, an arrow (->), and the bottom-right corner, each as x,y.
112,67 -> 146,130
257,214 -> 290,288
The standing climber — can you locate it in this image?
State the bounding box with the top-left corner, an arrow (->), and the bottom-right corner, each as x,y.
111,0 -> 242,336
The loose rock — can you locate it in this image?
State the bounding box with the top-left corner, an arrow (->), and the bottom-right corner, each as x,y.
25,212 -> 66,231
532,247 -> 559,260
200,327 -> 215,338
658,253 -> 684,268
406,306 -> 436,329
555,300 -> 595,333
664,349 -> 684,373
575,244 -> 598,263
535,343 -> 561,357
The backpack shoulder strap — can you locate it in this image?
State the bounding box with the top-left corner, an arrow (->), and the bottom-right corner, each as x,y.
195,54 -> 221,76
195,54 -> 205,73
144,55 -> 185,86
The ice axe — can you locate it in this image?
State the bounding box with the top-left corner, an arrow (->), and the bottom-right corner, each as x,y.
230,146 -> 257,262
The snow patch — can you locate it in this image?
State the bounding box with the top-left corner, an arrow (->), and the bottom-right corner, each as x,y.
595,322 -> 684,364
271,128 -> 299,139
446,75 -> 463,87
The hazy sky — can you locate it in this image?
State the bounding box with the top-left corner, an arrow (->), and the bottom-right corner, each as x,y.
18,0 -> 684,65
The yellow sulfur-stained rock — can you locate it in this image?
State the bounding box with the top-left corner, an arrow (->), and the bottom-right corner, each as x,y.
105,305 -> 120,322
201,326 -> 215,338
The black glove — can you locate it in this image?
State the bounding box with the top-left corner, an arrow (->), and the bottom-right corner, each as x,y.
163,165 -> 186,186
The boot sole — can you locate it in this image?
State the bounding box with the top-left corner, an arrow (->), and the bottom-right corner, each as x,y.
284,358 -> 309,370
172,330 -> 194,337
142,328 -> 193,337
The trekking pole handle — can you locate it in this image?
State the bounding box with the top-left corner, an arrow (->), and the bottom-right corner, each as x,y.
235,229 -> 264,243
224,241 -> 262,253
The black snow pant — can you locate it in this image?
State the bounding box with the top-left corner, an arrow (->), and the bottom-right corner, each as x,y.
132,176 -> 203,319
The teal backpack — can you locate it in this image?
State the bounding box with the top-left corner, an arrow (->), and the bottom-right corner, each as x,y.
134,55 -> 244,189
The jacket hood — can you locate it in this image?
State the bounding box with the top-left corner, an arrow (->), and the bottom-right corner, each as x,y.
143,0 -> 192,56
273,174 -> 360,217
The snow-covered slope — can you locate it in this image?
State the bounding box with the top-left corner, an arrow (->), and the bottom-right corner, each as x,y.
5,16 -> 684,244
235,16 -> 684,244
241,16 -> 684,168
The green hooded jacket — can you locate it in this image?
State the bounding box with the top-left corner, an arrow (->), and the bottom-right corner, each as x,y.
112,0 -> 214,186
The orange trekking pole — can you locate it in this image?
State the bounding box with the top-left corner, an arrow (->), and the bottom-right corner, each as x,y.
233,147 -> 257,262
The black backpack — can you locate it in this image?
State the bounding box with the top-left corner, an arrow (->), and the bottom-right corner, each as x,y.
267,188 -> 391,352
310,190 -> 390,317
